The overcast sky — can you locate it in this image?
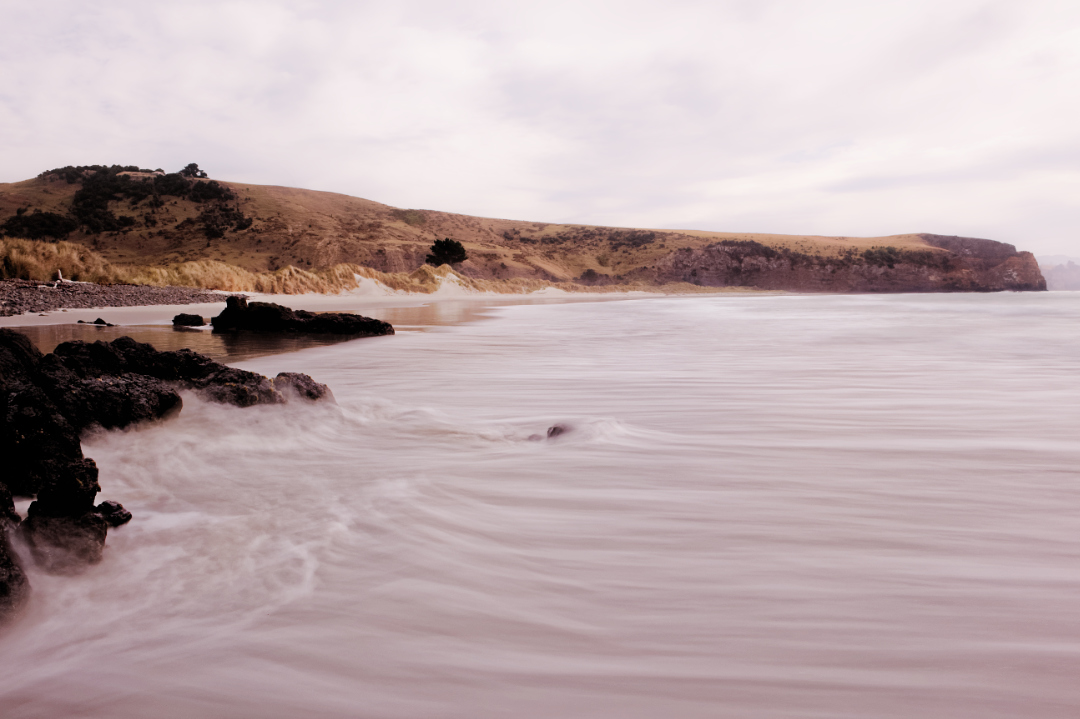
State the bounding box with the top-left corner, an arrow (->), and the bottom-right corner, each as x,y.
3,0 -> 1079,254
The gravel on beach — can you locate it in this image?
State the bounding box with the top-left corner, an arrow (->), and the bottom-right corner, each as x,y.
0,279 -> 229,317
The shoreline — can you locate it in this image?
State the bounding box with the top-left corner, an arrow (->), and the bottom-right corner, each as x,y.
0,277 -> 768,330
0,278 -> 227,318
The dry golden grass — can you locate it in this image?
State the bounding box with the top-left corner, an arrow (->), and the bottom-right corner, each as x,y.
1,238 -> 758,297
0,238 -> 121,283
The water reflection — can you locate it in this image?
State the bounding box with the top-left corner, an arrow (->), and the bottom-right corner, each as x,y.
16,324 -> 363,363
14,297 -> 618,362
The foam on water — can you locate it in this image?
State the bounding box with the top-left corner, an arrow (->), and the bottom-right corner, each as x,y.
3,292 -> 1080,718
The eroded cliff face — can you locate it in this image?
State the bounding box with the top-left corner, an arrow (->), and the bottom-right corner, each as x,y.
637,234 -> 1046,293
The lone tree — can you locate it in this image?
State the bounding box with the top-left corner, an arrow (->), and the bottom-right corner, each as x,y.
179,163 -> 208,178
426,238 -> 468,266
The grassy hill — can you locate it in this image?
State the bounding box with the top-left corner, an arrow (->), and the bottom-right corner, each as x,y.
0,165 -> 1045,294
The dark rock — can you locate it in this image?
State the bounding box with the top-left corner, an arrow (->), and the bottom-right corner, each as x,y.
51,373 -> 183,432
51,339 -> 126,377
273,372 -> 334,402
110,337 -> 219,382
0,328 -> 44,384
190,366 -> 283,407
30,457 -> 101,518
172,313 -> 205,327
0,383 -> 84,497
93,500 -> 132,528
0,530 -> 30,619
0,483 -> 19,528
93,318 -> 115,327
547,424 -> 567,438
19,512 -> 109,574
212,296 -> 394,336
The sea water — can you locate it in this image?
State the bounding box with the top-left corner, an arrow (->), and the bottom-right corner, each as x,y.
2,292 -> 1080,718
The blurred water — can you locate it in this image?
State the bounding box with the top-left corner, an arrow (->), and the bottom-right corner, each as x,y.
3,292 -> 1080,718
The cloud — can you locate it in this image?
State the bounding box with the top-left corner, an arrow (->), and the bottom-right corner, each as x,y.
2,0 -> 1080,253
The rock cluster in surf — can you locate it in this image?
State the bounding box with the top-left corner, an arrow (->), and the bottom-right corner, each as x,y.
210,295 -> 395,336
0,328 -> 334,620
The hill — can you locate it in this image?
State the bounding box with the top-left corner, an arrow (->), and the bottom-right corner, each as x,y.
1037,256 -> 1080,291
0,164 -> 1046,294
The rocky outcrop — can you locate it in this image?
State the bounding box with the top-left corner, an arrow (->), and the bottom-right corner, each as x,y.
212,295 -> 395,336
641,235 -> 1046,293
0,327 -> 338,619
273,372 -> 333,402
172,313 -> 205,326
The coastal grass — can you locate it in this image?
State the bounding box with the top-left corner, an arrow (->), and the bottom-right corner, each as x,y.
2,237 -> 731,296
0,238 -> 121,283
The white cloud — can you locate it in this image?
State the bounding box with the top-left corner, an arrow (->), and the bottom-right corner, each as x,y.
2,0 -> 1079,253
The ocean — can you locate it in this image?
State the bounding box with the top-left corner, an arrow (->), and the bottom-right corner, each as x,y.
2,291 -> 1080,718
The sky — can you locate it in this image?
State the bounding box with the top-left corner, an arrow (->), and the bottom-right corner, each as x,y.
2,0 -> 1079,255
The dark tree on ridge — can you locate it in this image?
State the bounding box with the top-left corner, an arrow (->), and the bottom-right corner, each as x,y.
179,163 -> 208,178
426,238 -> 468,266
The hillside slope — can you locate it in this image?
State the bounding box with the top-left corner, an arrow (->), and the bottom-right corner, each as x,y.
0,165 -> 1045,293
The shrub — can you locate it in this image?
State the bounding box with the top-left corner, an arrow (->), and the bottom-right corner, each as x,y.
0,210 -> 78,240
425,238 -> 468,266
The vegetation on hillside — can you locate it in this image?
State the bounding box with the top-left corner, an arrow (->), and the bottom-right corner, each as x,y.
0,164 -> 250,240
425,238 -> 468,266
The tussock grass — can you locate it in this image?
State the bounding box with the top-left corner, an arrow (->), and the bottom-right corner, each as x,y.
2,237 -> 746,296
0,238 -> 121,283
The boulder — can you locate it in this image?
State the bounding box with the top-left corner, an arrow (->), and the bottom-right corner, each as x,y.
189,366 -> 284,407
212,295 -> 394,336
172,313 -> 205,327
273,372 -> 334,402
93,500 -> 132,528
50,373 -> 183,432
29,457 -> 101,518
0,328 -> 43,384
19,512 -> 109,574
0,383 -> 84,497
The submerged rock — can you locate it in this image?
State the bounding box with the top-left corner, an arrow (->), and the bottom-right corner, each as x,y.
212,295 -> 395,336
547,424 -> 568,438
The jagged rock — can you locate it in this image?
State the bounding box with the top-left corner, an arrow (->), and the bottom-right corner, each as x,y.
273,372 -> 333,402
212,295 -> 395,336
172,313 -> 205,327
19,512 -> 109,574
93,500 -> 132,528
190,366 -> 283,407
50,338 -> 126,377
50,337 -> 282,408
52,374 -> 182,432
0,328 -> 43,383
0,531 -> 29,619
0,328 -> 339,601
29,457 -> 101,518
111,337 -> 220,382
0,383 -> 84,497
